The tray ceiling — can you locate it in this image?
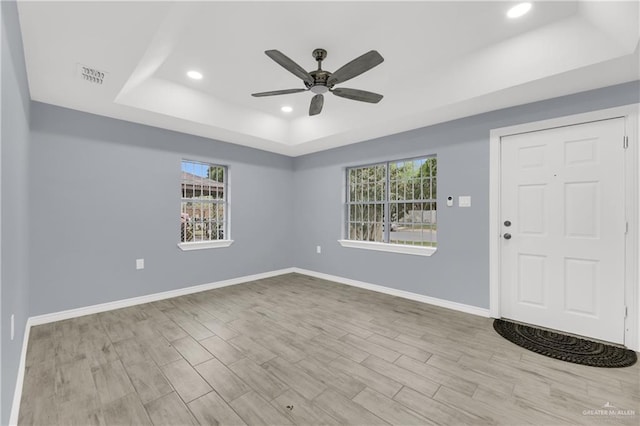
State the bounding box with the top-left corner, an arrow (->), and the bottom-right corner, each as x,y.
17,1 -> 639,156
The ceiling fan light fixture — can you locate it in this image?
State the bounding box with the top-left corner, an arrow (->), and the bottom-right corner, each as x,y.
507,2 -> 532,19
310,85 -> 329,94
187,70 -> 203,80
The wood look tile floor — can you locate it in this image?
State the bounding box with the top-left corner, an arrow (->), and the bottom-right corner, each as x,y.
19,273 -> 639,425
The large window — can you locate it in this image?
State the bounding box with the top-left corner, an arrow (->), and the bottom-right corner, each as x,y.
346,156 -> 437,249
180,160 -> 228,247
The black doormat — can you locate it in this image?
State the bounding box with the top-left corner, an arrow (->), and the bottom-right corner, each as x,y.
493,319 -> 637,368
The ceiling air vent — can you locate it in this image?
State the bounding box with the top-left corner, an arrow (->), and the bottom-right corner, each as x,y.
77,64 -> 107,85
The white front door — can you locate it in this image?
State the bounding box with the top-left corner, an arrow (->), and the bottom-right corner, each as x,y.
500,118 -> 626,344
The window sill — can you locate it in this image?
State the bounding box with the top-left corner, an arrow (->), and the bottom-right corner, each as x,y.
178,240 -> 234,251
338,240 -> 436,257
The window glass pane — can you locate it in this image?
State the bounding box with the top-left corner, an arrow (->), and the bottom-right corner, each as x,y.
413,179 -> 420,201
349,169 -> 356,202
429,158 -> 437,177
432,177 -> 437,199
346,156 -> 436,247
208,166 -> 224,183
377,164 -> 386,202
181,160 -> 227,243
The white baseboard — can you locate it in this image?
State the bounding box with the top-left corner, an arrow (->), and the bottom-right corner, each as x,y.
291,268 -> 490,318
9,319 -> 31,426
28,268 -> 296,326
11,266 -> 489,424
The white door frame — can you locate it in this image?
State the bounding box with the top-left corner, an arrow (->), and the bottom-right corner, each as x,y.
489,104 -> 639,351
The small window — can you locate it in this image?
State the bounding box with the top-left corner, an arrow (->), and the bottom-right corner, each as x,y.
346,156 -> 437,248
180,160 -> 228,245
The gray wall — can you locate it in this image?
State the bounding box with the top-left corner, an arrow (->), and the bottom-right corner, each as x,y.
292,81 -> 640,309
1,1 -> 31,424
28,103 -> 294,316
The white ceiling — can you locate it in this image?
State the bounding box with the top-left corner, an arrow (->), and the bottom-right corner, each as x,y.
17,1 -> 640,156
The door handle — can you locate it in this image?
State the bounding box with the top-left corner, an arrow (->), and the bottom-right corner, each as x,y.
503,233 -> 512,240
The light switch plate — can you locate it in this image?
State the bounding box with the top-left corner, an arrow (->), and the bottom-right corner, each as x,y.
136,259 -> 144,270
459,196 -> 471,207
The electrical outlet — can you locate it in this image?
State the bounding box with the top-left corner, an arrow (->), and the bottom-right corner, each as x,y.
11,314 -> 15,341
316,245 -> 322,254
136,259 -> 144,270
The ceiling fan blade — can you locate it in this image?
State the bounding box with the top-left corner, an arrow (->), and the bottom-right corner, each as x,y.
251,88 -> 307,97
309,94 -> 324,116
327,50 -> 384,85
331,88 -> 383,103
265,50 -> 314,85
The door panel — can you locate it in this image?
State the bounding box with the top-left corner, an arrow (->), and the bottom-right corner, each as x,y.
517,254 -> 546,306
518,185 -> 546,235
564,258 -> 598,316
564,181 -> 599,238
501,118 -> 625,344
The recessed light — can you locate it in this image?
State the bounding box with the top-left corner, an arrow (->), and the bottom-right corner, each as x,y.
281,106 -> 293,113
507,2 -> 532,19
187,70 -> 203,80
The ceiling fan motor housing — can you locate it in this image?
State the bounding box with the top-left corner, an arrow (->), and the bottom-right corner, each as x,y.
307,70 -> 332,93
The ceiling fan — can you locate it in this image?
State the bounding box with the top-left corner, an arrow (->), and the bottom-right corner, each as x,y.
252,48 -> 384,116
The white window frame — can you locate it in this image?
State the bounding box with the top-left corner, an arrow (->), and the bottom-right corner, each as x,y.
338,155 -> 437,257
178,159 -> 233,251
